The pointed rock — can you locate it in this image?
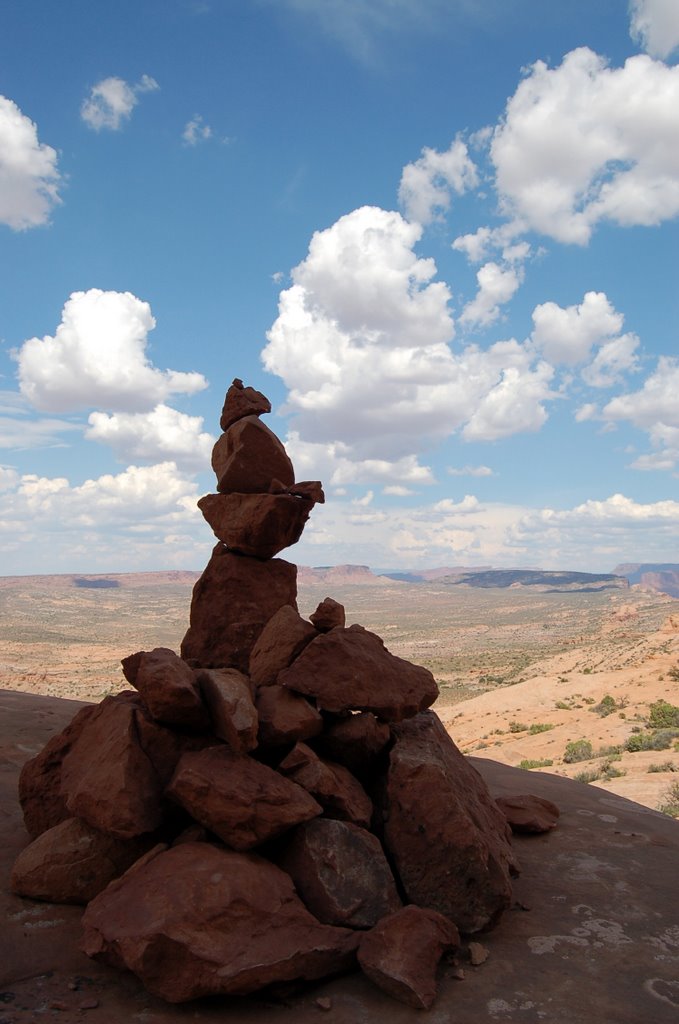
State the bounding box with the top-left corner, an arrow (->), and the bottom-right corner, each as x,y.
166,746 -> 322,850
81,842 -> 359,1002
219,378 -> 271,432
310,597 -> 346,632
278,742 -> 373,829
198,492 -> 313,559
196,667 -> 258,752
59,696 -> 164,839
180,546 -> 298,671
279,624 -> 438,722
249,604 -> 317,687
358,905 -> 460,1010
380,711 -> 516,933
256,685 -> 323,748
278,818 -> 401,929
211,415 -> 294,494
132,648 -> 210,730
10,817 -> 154,905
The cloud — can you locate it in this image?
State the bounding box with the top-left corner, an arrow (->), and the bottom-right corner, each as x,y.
602,356 -> 679,471
447,465 -> 494,477
86,405 -> 215,472
16,289 -> 207,414
399,137 -> 478,225
182,115 -> 212,146
0,415 -> 81,450
459,261 -> 523,328
490,47 -> 679,243
462,359 -> 555,442
0,95 -> 62,230
81,75 -> 159,131
629,0 -> 679,59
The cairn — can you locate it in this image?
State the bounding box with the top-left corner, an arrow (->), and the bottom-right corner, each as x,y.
11,379 -> 556,1010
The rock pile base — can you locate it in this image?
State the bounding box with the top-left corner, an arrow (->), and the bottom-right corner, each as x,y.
10,379 -> 553,1009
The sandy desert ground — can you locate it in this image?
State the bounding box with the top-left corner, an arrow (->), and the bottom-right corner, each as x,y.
1,571 -> 678,816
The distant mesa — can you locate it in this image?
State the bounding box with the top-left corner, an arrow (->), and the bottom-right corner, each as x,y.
614,563 -> 679,599
73,577 -> 120,589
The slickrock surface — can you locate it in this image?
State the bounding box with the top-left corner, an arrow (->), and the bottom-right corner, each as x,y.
3,689 -> 679,1024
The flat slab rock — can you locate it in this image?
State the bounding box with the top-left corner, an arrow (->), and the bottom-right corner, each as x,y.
82,841 -> 359,1002
4,691 -> 679,1024
278,624 -> 438,722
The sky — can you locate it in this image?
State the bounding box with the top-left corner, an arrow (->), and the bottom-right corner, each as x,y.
1,0 -> 678,577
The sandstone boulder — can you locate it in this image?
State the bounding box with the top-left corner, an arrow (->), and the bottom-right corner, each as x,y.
166,746 -> 322,850
279,624 -> 438,722
256,685 -> 324,748
199,492 -> 313,559
59,696 -> 164,839
314,711 -> 390,780
10,817 -> 153,904
219,378 -> 271,432
358,905 -> 460,1009
380,711 -> 517,933
133,709 -> 217,789
133,648 -> 210,730
196,667 -> 258,752
81,842 -> 359,1002
18,701 -> 101,838
278,818 -> 401,929
496,794 -> 560,834
180,546 -> 298,671
278,743 -> 373,829
211,416 -> 294,494
249,604 -> 317,687
310,597 -> 346,632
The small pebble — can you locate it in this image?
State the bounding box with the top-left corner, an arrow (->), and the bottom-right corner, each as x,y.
315,996 -> 332,1010
79,998 -> 100,1010
468,942 -> 489,966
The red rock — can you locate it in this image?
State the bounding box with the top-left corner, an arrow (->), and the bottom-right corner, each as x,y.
120,651 -> 142,685
133,648 -> 210,730
309,598 -> 346,632
278,743 -> 373,828
249,605 -> 317,687
132,709 -> 216,788
278,818 -> 401,928
180,546 -> 298,671
166,746 -> 321,850
314,712 -> 390,780
283,480 -> 325,503
256,685 -> 323,748
380,711 -> 517,933
219,378 -> 271,432
496,794 -> 560,834
81,842 -> 359,1001
59,697 -> 163,839
10,817 -> 153,904
196,667 -> 258,752
18,701 -> 101,838
279,624 -> 438,722
358,905 -> 460,1010
198,492 -> 313,560
212,416 -> 294,494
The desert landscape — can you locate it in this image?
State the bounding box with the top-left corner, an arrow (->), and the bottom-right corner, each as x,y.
1,567 -> 678,817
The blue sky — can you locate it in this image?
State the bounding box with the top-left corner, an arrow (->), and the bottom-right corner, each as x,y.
1,0 -> 678,576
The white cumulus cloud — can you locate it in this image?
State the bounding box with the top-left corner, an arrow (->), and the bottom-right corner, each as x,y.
0,95 -> 62,230
182,115 -> 212,146
459,261 -> 524,328
491,47 -> 679,244
629,0 -> 679,59
399,136 -> 478,225
16,289 -> 207,414
81,74 -> 159,131
86,405 -> 215,472
602,356 -> 679,472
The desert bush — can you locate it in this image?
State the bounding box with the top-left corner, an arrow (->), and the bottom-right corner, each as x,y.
555,700 -> 572,710
509,721 -> 528,733
658,780 -> 679,818
519,758 -> 554,770
574,768 -> 601,784
529,722 -> 554,734
667,664 -> 679,683
625,729 -> 679,753
563,739 -> 594,763
601,761 -> 626,780
647,700 -> 679,729
647,761 -> 678,773
592,694 -> 628,717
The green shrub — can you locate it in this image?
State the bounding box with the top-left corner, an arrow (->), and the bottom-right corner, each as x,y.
555,700 -> 571,710
574,768 -> 601,783
519,758 -> 554,770
625,729 -> 679,753
647,761 -> 678,773
529,722 -> 554,734
658,780 -> 679,818
592,694 -> 627,717
647,700 -> 679,729
509,721 -> 528,733
667,665 -> 679,683
601,761 -> 626,780
563,739 -> 594,763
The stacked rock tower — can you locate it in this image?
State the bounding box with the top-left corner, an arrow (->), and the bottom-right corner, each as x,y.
12,379 -> 524,1011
